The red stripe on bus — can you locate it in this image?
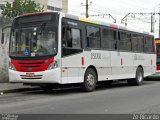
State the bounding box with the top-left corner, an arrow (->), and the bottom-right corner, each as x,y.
21,12 -> 53,17
11,57 -> 54,72
121,58 -> 123,65
82,57 -> 84,66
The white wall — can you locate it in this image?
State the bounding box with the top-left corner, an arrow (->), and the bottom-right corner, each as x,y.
47,0 -> 62,8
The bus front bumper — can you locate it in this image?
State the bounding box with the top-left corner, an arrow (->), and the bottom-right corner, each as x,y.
9,68 -> 61,84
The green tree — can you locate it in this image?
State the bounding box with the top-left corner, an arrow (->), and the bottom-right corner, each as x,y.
1,0 -> 44,18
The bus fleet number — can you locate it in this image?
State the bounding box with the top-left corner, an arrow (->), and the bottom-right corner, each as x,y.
91,53 -> 101,59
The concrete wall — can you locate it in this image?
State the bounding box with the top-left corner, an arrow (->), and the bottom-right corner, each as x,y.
35,0 -> 68,13
0,17 -> 12,83
34,0 -> 47,11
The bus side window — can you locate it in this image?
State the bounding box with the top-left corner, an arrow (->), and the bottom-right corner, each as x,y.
62,27 -> 72,48
157,48 -> 160,55
62,27 -> 82,56
62,27 -> 81,48
102,28 -> 117,50
71,28 -> 81,49
62,27 -> 67,47
86,26 -> 100,49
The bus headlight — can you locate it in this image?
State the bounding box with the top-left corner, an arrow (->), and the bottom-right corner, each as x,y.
48,61 -> 58,70
9,62 -> 16,70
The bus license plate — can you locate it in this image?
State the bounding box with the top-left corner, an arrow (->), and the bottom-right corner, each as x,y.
26,73 -> 35,77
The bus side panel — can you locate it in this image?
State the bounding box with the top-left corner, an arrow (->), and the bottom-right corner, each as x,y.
83,50 -> 112,81
109,51 -> 135,80
149,54 -> 156,76
61,53 -> 84,84
133,53 -> 154,77
61,50 -> 112,84
120,52 -> 135,78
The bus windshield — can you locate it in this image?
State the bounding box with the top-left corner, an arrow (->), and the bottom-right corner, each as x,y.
10,13 -> 58,58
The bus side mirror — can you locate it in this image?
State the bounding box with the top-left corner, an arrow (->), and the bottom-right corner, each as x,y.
1,33 -> 4,44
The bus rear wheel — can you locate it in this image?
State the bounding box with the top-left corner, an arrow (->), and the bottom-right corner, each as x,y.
82,68 -> 97,92
127,67 -> 144,85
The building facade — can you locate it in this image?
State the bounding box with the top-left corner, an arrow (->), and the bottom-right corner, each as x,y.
0,0 -> 14,15
49,0 -> 68,13
0,0 -> 68,15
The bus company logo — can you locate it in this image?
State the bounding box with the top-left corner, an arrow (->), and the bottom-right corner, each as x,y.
134,54 -> 145,60
91,53 -> 101,59
28,67 -> 32,72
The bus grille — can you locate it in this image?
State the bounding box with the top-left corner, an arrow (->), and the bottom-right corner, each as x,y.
11,57 -> 54,72
18,61 -> 45,72
20,75 -> 43,80
18,62 -> 44,68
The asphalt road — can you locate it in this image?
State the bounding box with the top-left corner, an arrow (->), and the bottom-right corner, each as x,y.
0,80 -> 160,114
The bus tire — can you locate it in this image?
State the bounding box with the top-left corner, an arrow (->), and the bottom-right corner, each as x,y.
127,67 -> 144,85
82,68 -> 97,92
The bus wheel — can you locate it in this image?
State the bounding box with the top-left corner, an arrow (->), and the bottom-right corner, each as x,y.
82,68 -> 97,92
127,67 -> 144,85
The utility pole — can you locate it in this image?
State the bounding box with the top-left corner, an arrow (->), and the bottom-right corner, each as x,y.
121,12 -> 158,33
151,13 -> 155,33
81,0 -> 92,18
159,13 -> 160,38
159,4 -> 160,38
86,0 -> 89,18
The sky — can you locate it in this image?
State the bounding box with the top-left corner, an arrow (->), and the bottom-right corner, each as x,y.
68,0 -> 160,37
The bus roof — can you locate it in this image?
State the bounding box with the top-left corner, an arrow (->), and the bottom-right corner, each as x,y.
65,13 -> 153,36
19,11 -> 153,36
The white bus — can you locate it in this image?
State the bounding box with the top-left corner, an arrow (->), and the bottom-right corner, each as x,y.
148,38 -> 160,78
2,12 -> 156,92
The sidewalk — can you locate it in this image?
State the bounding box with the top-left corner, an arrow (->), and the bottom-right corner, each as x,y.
0,83 -> 40,94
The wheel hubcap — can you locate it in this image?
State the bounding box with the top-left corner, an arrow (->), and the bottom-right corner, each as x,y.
137,71 -> 142,82
86,74 -> 95,88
